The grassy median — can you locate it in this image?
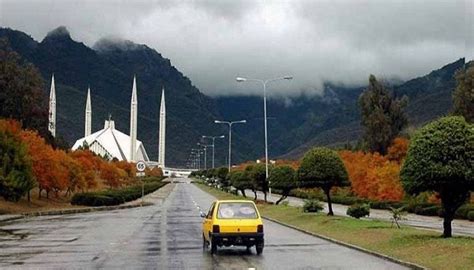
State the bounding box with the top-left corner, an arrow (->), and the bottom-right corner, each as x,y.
196,183 -> 474,270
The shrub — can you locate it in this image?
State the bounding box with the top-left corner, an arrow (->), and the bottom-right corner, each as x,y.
303,199 -> 324,213
454,204 -> 474,219
415,205 -> 442,217
468,211 -> 474,222
71,181 -> 167,206
370,200 -> 405,210
347,204 -> 370,219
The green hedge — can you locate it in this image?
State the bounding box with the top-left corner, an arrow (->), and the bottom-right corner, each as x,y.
468,211 -> 474,221
71,178 -> 167,206
287,188 -> 473,221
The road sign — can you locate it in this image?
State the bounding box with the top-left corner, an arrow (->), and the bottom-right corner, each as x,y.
136,161 -> 146,172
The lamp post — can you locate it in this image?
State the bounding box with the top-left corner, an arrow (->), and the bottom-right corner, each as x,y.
214,120 -> 246,172
202,135 -> 225,169
236,76 -> 292,197
191,148 -> 202,170
197,143 -> 211,170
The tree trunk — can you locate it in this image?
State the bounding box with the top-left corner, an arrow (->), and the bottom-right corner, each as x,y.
443,212 -> 453,238
325,188 -> 334,216
263,191 -> 267,202
241,189 -> 246,197
38,189 -> 41,199
439,188 -> 469,238
27,190 -> 30,202
276,195 -> 287,205
253,190 -> 257,201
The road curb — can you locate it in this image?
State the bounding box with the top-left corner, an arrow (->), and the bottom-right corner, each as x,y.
0,183 -> 176,224
262,216 -> 427,270
0,203 -> 154,224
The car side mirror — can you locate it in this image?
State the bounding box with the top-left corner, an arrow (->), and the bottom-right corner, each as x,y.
200,212 -> 206,218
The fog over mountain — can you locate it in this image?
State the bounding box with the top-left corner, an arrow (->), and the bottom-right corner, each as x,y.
1,0 -> 472,97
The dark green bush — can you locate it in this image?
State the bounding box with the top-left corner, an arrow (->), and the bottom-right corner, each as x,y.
347,204 -> 370,219
71,181 -> 167,206
303,199 -> 324,213
369,201 -> 405,210
414,205 -> 442,216
331,195 -> 364,205
454,205 -> 474,219
467,211 -> 474,222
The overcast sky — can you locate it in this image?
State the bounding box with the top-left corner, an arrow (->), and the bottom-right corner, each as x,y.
1,0 -> 472,97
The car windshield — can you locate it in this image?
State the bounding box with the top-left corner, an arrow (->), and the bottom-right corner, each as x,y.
217,202 -> 258,219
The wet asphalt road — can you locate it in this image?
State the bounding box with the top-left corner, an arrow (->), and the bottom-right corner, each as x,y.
0,178 -> 408,269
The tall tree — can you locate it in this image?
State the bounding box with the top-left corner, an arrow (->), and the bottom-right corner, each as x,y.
298,147 -> 349,215
452,65 -> 474,123
400,116 -> 473,237
359,75 -> 408,154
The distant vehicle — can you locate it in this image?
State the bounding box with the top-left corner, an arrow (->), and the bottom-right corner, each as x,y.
201,200 -> 264,254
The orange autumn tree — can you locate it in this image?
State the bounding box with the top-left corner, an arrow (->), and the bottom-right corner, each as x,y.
100,161 -> 125,188
339,138 -> 407,201
386,137 -> 409,163
69,149 -> 100,190
146,166 -> 163,177
19,130 -> 69,198
114,161 -> 136,181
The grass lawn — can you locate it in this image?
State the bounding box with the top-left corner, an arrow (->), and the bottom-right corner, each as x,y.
196,183 -> 474,270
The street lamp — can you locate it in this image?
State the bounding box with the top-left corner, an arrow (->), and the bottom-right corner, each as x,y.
236,76 -> 292,197
197,142 -> 212,170
191,148 -> 203,170
214,119 -> 246,172
202,135 -> 225,169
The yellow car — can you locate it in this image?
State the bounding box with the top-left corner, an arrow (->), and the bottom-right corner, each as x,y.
201,200 -> 264,254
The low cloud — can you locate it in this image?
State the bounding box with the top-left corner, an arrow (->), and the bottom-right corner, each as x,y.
0,0 -> 471,97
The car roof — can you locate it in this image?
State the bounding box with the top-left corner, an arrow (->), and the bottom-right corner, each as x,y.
215,200 -> 255,204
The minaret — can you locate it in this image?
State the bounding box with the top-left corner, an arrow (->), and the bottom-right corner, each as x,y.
48,74 -> 56,137
85,87 -> 92,137
158,87 -> 166,167
129,76 -> 138,162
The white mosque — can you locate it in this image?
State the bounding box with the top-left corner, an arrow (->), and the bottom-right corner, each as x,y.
47,75 -> 167,167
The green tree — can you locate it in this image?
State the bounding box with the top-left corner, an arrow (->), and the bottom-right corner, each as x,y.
268,165 -> 297,205
0,128 -> 36,201
0,39 -> 51,140
230,170 -> 253,197
452,65 -> 474,123
298,147 -> 349,215
359,75 -> 408,154
400,116 -> 473,237
215,167 -> 230,187
247,164 -> 269,201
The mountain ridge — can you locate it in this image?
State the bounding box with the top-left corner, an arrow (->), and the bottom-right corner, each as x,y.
0,26 -> 465,165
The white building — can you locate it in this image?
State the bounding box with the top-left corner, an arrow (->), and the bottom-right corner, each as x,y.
72,119 -> 149,162
71,77 -> 149,162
